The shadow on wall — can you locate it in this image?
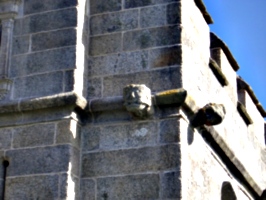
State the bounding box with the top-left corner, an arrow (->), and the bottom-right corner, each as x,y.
221,181 -> 237,200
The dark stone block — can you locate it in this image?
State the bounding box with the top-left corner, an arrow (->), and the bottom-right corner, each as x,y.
88,50 -> 149,77
140,5 -> 166,28
6,145 -> 71,176
11,47 -> 76,77
125,0 -> 178,9
87,77 -> 102,99
0,129 -> 12,150
123,25 -> 181,51
90,10 -> 138,35
162,171 -> 181,199
149,45 -> 182,68
5,175 -> 59,200
21,8 -> 77,34
167,2 -> 181,24
12,35 -> 30,55
13,71 -> 63,99
90,33 -> 122,56
160,119 -> 180,143
90,0 -> 121,15
24,0 -> 78,15
31,28 -> 76,51
82,144 -> 180,177
80,179 -> 95,200
97,174 -> 160,200
13,123 -> 55,148
82,126 -> 100,151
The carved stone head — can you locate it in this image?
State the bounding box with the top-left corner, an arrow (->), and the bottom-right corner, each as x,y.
123,84 -> 152,118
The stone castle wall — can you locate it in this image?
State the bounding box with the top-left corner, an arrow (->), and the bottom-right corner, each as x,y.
0,0 -> 264,199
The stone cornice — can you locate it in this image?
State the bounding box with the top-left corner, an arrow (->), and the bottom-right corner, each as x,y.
0,92 -> 87,114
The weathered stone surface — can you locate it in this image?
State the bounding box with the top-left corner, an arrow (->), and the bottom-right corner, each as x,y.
13,123 -> 55,148
90,33 -> 122,56
13,71 -> 63,99
140,5 -> 166,28
64,70 -> 75,92
90,10 -> 138,35
56,120 -> 80,148
161,171 -> 181,199
103,67 -> 181,97
82,144 -> 180,177
149,45 -> 182,68
32,28 -> 76,51
123,25 -> 180,51
167,2 -> 181,24
0,128 -> 12,150
5,175 -> 59,200
24,0 -> 78,15
90,0 -> 121,15
93,110 -> 131,123
88,50 -> 149,76
160,119 -> 180,143
80,179 -> 95,200
82,122 -> 158,152
17,8 -> 77,35
11,47 -> 75,77
125,0 -> 178,8
12,35 -> 30,55
87,77 -> 102,99
6,145 -> 71,176
97,174 -> 160,200
82,126 -> 100,151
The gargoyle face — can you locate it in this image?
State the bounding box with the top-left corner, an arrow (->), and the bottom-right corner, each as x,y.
123,84 -> 152,118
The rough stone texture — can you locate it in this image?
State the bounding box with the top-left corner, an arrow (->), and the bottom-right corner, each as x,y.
162,171 -> 181,199
6,145 -> 71,176
14,8 -> 77,35
31,28 -> 76,51
24,0 -> 78,15
82,144 -> 180,177
13,71 -> 63,99
12,35 -> 30,55
125,0 -> 178,9
82,122 -> 157,152
90,33 -> 122,56
11,47 -> 75,78
123,25 -> 180,51
90,10 -> 138,35
80,179 -> 95,200
140,5 -> 166,28
103,67 -> 181,97
97,174 -> 160,200
0,128 -> 12,150
5,175 -> 59,200
149,45 -> 182,68
167,2 -> 181,24
160,119 -> 180,143
12,123 -> 55,148
87,77 -> 102,99
56,119 -> 81,148
90,0 -> 121,15
88,50 -> 149,77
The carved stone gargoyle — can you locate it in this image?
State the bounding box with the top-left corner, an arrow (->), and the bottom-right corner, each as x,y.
123,84 -> 153,118
191,103 -> 226,127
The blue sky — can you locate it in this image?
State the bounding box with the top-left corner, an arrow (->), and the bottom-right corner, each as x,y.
203,0 -> 266,111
